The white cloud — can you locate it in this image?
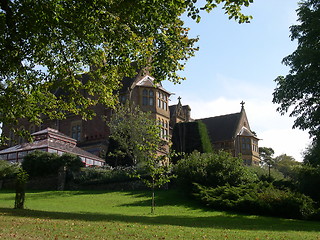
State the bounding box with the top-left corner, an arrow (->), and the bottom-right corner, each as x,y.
259,128 -> 309,162
214,74 -> 271,100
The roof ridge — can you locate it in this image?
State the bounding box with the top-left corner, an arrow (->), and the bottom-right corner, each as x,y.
198,112 -> 240,121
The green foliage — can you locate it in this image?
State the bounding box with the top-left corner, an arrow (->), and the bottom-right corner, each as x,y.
106,137 -> 134,167
0,0 -> 253,142
58,153 -> 84,172
22,151 -> 59,177
73,167 -> 134,185
22,151 -> 84,177
297,165 -> 320,201
107,101 -> 162,166
259,147 -> 275,167
303,138 -> 320,167
14,169 -> 29,209
171,121 -> 213,158
138,159 -> 175,190
194,182 -> 318,220
0,160 -> 19,180
248,165 -> 284,182
134,154 -> 176,214
174,151 -> 257,189
107,101 -> 175,213
273,0 -> 320,137
273,154 -> 301,179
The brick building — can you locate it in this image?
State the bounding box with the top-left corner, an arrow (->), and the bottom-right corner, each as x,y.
2,69 -> 171,160
1,71 -> 259,166
198,102 -> 260,165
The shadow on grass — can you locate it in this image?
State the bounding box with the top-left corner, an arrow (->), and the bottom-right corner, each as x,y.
0,207 -> 320,232
0,189 -> 117,201
1,189 -> 205,211
119,189 -> 203,209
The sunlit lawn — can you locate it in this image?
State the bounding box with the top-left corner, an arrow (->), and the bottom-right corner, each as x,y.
0,189 -> 320,239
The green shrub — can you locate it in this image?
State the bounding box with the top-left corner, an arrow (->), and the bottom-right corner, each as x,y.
73,167 -> 134,185
59,153 -> 84,172
106,137 -> 134,167
174,151 -> 257,189
248,165 -> 284,181
194,182 -> 317,220
22,151 -> 84,177
171,121 -> 212,158
297,165 -> 320,201
0,160 -> 20,180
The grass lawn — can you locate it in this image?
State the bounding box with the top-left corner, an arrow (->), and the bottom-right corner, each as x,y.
0,189 -> 320,240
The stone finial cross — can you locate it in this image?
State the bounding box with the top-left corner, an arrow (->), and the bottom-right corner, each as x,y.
240,100 -> 245,108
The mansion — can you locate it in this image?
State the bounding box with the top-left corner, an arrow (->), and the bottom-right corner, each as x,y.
1,70 -> 260,166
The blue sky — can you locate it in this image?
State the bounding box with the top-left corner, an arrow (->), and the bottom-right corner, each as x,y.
163,0 -> 310,161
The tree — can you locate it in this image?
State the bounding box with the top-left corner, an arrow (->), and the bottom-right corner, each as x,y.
139,155 -> 175,214
175,151 -> 257,189
22,151 -> 84,177
0,160 -> 19,180
107,101 -> 163,166
259,147 -> 275,178
0,0 -> 253,141
273,154 -> 300,179
273,0 -> 320,138
14,168 -> 28,209
303,137 -> 320,167
107,101 -> 174,213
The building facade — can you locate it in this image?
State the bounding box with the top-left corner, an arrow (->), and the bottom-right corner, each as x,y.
198,103 -> 260,165
1,70 -> 259,166
2,70 -> 171,161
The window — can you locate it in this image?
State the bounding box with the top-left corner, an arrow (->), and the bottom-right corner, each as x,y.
8,152 -> 16,160
252,139 -> 258,152
18,151 -> 27,158
71,122 -> 82,141
157,91 -> 168,110
142,89 -> 154,106
158,118 -> 169,140
242,138 -> 251,150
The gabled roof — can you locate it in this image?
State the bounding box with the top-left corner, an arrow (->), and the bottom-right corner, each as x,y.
238,126 -> 255,137
199,113 -> 241,142
120,74 -> 171,95
169,97 -> 190,120
120,76 -> 136,93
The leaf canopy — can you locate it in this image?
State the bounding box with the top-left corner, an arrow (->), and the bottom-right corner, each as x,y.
0,0 -> 253,138
273,0 -> 320,138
